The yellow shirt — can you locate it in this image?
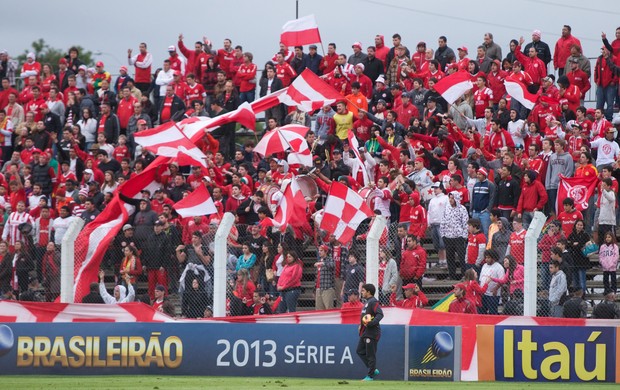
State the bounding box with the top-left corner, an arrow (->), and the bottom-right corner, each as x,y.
333,111 -> 354,140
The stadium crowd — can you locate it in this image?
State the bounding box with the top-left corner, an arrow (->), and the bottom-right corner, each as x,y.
0,24 -> 619,320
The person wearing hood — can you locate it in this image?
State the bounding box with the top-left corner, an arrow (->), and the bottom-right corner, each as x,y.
99,271 -> 135,304
491,217 -> 512,260
516,170 -> 548,228
373,35 -> 390,67
128,198 -> 158,246
440,191 -> 469,280
479,249 -> 505,314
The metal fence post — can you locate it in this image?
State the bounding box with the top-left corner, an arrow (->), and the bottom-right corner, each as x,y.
366,216 -> 387,288
60,218 -> 85,303
213,212 -> 235,317
524,211 -> 547,316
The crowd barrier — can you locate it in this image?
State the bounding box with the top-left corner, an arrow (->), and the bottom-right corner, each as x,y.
0,302 -> 619,382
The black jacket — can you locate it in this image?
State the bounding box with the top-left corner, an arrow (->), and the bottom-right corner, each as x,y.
55,69 -> 75,92
143,231 -> 173,269
97,113 -> 120,144
523,40 -> 552,66
360,296 -> 384,340
362,57 -> 384,84
44,112 -> 62,137
259,77 -> 284,97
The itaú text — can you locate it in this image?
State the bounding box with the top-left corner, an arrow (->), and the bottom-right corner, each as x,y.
16,333 -> 182,368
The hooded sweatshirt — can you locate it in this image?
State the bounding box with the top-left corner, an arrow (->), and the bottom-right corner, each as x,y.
99,282 -> 135,304
374,35 -> 389,67
545,150 -> 574,190
439,191 -> 469,239
491,217 -> 512,259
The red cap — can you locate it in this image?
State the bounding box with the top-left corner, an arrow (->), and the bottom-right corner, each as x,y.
31,148 -> 42,154
538,95 -> 559,105
458,46 -> 468,53
352,42 -> 362,49
58,58 -> 68,65
415,157 -> 425,164
402,283 -> 418,290
56,188 -> 66,197
559,99 -> 569,105
319,245 -> 329,252
96,61 -> 104,67
39,103 -> 48,110
477,167 -> 488,177
137,119 -> 147,125
174,70 -> 181,76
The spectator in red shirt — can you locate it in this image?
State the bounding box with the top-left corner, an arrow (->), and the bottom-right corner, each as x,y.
448,283 -> 476,314
389,282 -> 428,308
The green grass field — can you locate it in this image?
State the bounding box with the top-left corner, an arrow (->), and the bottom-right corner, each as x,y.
2,376 -> 619,389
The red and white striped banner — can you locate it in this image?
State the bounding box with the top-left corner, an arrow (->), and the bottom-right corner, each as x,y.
280,14 -> 322,47
278,69 -> 342,112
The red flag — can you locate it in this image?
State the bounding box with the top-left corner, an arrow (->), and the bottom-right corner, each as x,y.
73,158 -> 169,302
133,122 -> 209,168
73,195 -> 130,302
433,71 -> 473,104
181,102 -> 256,142
320,182 -> 373,244
280,14 -> 321,47
269,178 -> 306,230
173,185 -> 218,218
278,69 -> 342,112
504,79 -> 538,110
556,174 -> 599,214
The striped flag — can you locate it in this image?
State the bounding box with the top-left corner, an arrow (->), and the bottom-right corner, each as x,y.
433,71 -> 473,105
278,69 -> 342,112
180,102 -> 256,142
504,79 -> 538,110
134,122 -> 209,168
72,157 -> 169,302
280,15 -> 322,47
173,185 -> 218,218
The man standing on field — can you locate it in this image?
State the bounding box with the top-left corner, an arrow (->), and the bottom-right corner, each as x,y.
357,283 -> 384,381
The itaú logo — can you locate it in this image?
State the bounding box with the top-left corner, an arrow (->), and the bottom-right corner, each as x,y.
500,328 -> 612,382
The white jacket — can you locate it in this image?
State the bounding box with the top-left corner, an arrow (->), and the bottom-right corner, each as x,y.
427,193 -> 448,225
155,69 -> 174,96
99,282 -> 135,304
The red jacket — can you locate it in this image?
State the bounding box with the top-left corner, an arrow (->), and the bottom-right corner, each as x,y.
236,63 -> 257,93
560,84 -> 581,113
517,178 -> 548,214
554,35 -> 581,70
515,46 -> 546,84
390,291 -> 428,308
449,297 -> 476,313
400,245 -> 426,280
484,129 -> 515,153
116,96 -> 137,129
566,69 -> 591,98
277,261 -> 302,290
178,40 -> 202,77
464,281 -> 486,307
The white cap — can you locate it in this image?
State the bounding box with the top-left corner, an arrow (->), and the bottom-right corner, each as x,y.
375,75 -> 385,84
27,52 -> 35,60
168,45 -> 176,52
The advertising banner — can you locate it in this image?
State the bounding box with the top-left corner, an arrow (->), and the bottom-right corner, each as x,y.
478,325 -> 620,383
0,323 -> 405,379
407,326 -> 461,381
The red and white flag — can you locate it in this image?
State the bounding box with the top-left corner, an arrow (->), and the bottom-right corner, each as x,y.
73,195 -> 131,302
320,182 -> 373,244
556,174 -> 598,215
181,102 -> 256,142
280,14 -> 321,47
504,79 -> 538,110
134,122 -> 209,168
173,184 -> 218,218
266,178 -> 307,229
251,88 -> 288,114
73,157 -> 169,302
278,69 -> 341,112
433,71 -> 473,105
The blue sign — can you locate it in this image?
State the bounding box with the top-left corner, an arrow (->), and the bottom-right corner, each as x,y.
408,326 -> 461,381
0,323 -> 405,379
494,326 -> 616,382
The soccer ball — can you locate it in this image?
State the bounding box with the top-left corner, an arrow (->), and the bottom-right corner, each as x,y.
363,314 -> 373,324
